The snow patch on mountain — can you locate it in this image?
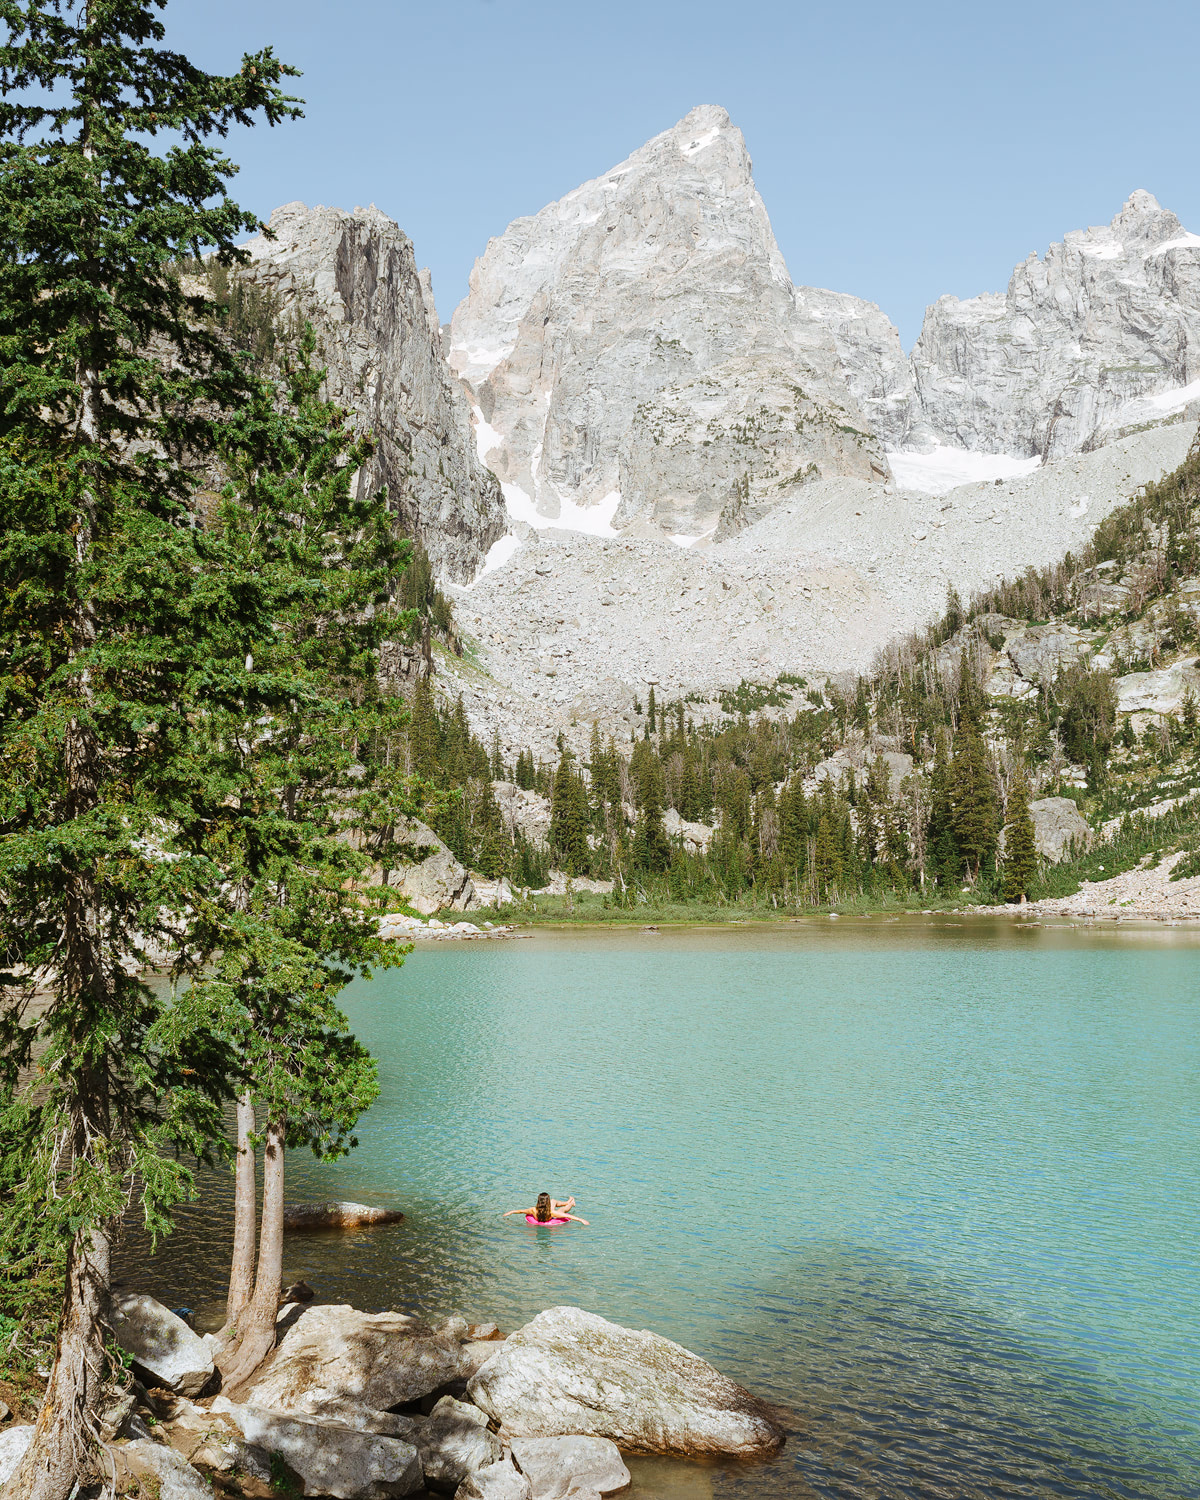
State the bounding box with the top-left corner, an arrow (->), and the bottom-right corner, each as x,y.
887,445 -> 1042,496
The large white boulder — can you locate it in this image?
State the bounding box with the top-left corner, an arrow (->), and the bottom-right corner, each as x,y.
467,1306 -> 784,1459
1030,797 -> 1092,862
242,1303 -> 471,1418
213,1401 -> 423,1499
508,1436 -> 630,1499
110,1291 -> 215,1396
0,1426 -> 34,1486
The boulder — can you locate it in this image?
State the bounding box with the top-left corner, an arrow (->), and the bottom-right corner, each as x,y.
1115,659 -> 1200,715
387,820 -> 476,915
662,808 -> 713,853
110,1291 -> 215,1397
454,1457 -> 533,1500
467,1306 -> 784,1459
418,1396 -> 502,1490
241,1303 -> 471,1417
119,1441 -> 214,1500
470,876 -> 514,907
212,1401 -> 423,1500
508,1436 -> 630,1498
1030,797 -> 1092,862
283,1202 -> 405,1230
0,1426 -> 34,1486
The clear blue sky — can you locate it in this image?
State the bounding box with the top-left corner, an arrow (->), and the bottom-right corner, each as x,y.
164,0 -> 1200,347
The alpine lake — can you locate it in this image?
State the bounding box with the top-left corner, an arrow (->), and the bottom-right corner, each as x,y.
125,918 -> 1200,1500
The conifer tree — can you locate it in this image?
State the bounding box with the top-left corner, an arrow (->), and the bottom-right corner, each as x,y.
550,751 -> 588,874
472,775 -> 509,879
926,730 -> 961,885
779,773 -> 808,879
409,673 -> 439,779
199,333 -> 407,1383
812,814 -> 839,897
951,710 -> 998,881
633,777 -> 672,872
1002,763 -> 1038,903
0,4 -> 319,1492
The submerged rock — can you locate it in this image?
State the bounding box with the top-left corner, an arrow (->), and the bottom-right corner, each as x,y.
110,1291 -> 215,1397
508,1435 -> 630,1498
468,1306 -> 784,1459
241,1303 -> 470,1417
283,1203 -> 405,1230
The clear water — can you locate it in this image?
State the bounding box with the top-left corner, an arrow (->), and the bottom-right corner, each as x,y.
127,920 -> 1200,1499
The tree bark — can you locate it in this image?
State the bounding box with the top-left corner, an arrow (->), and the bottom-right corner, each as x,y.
220,1113 -> 286,1391
216,1091 -> 258,1349
3,1219 -> 109,1500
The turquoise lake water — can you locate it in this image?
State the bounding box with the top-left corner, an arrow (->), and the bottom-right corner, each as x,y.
132,920 -> 1200,1499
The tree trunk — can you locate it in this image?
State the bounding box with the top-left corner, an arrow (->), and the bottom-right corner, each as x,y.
215,1091 -> 258,1352
3,1222 -> 110,1500
221,1113 -> 286,1391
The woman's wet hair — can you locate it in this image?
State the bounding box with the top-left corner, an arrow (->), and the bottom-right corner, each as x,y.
535,1192 -> 553,1222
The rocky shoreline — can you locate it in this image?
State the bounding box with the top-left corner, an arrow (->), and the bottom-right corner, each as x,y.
0,1296 -> 786,1500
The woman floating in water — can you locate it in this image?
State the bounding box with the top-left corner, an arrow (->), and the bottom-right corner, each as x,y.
503,1192 -> 589,1225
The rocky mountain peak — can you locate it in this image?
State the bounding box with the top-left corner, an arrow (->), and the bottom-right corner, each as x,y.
909,191 -> 1200,461
450,106 -> 885,541
242,202 -> 504,581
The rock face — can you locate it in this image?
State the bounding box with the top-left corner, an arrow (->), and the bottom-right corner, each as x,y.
110,1291 -> 215,1396
467,1306 -> 784,1459
909,192 -> 1200,460
387,819 -> 476,914
793,284 -> 927,451
507,1436 -> 630,1500
1116,659 -> 1200,714
1029,798 -> 1092,862
242,1304 -> 471,1419
1005,624 -> 1093,688
450,106 -> 887,539
243,203 -> 505,582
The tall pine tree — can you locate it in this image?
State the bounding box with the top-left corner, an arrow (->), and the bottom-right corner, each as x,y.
1002,763 -> 1038,903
